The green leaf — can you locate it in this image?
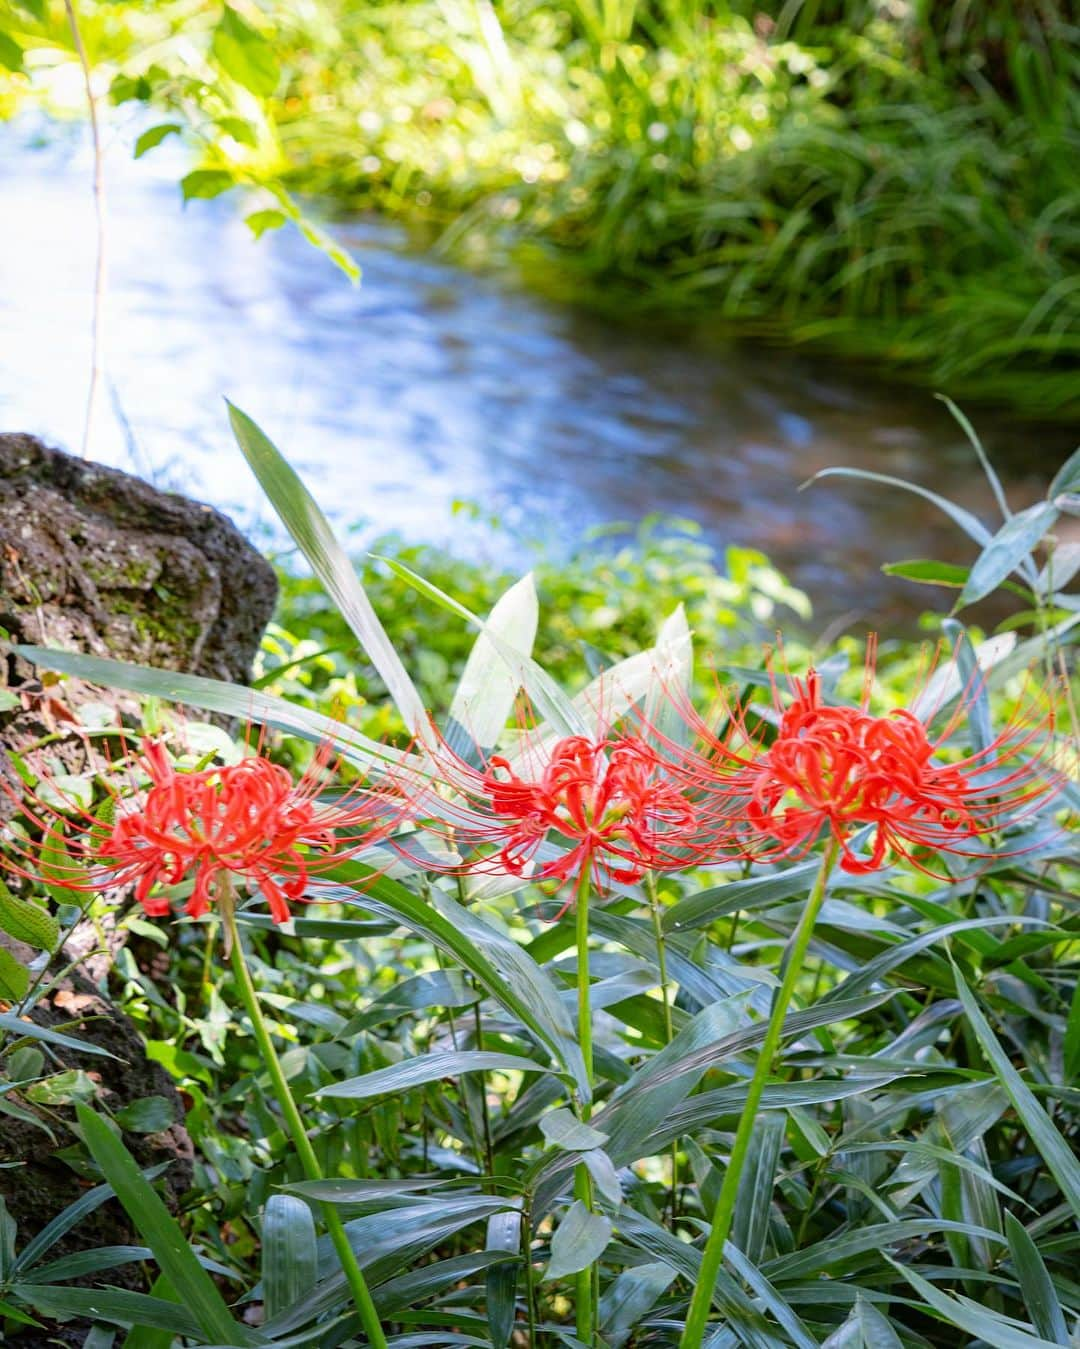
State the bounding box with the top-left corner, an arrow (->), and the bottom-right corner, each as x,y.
1049,446 -> 1080,498
11,1286 -> 203,1339
113,1096 -> 175,1134
540,1109 -> 608,1152
245,209 -> 288,239
0,32 -> 24,72
885,1257 -> 1063,1349
881,558 -> 970,588
447,572 -> 538,753
180,170 -> 235,202
663,859 -> 834,932
262,1195 -> 317,1321
212,6 -> 280,97
0,880 -> 60,952
730,1112 -> 784,1264
598,1262 -> 675,1343
133,124 -> 181,159
0,1011 -> 117,1059
544,1201 -> 611,1282
0,1298 -> 43,1328
26,1068 -> 97,1106
74,1107 -> 247,1345
330,867 -> 588,1102
217,115 -> 258,146
14,647 -> 402,775
484,1211 -> 520,1349
226,405 -> 427,737
27,1246 -> 152,1284
809,467 -> 993,546
318,1050 -> 550,1101
0,948 -> 29,1002
823,1297 -> 904,1349
959,501 -> 1059,607
953,966 -> 1080,1225
1004,1211 -> 1069,1345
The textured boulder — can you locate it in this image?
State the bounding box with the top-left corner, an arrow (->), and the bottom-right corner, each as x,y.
0,431 -> 276,683
0,435 -> 276,1336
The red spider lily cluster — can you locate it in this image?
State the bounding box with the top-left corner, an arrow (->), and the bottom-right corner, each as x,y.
413,643 -> 1061,896
5,737 -> 394,924
676,643 -> 1060,876
2,642 -> 1063,924
421,733 -> 699,900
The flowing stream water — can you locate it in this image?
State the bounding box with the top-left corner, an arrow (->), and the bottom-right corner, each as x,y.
0,125 -> 1073,632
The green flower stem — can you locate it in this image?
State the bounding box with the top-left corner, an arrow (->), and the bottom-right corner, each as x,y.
573,866 -> 597,1345
645,871 -> 679,1222
679,840 -> 840,1349
220,893 -> 388,1349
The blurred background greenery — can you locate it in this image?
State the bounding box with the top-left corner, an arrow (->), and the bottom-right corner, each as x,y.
1,0 -> 1077,417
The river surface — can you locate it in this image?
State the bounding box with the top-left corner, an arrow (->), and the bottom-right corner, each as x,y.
0,123 -> 1073,631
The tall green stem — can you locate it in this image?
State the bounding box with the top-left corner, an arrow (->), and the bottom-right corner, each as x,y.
679,841 -> 839,1349
220,894 -> 388,1349
645,872 -> 679,1223
573,867 -> 597,1345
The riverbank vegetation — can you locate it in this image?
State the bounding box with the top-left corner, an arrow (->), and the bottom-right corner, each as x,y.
1,1 -> 1078,414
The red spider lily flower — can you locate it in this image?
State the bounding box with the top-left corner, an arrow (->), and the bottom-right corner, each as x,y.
4,737 -> 397,924
677,637 -> 1063,874
408,730 -> 701,905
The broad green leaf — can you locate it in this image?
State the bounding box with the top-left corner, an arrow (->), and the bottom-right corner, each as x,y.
484,1210 -> 520,1349
329,868 -> 588,1101
881,559 -> 969,588
723,1242 -> 817,1349
318,1050 -> 550,1101
342,969 -> 479,1033
133,124 -> 182,159
227,405 -> 428,737
959,501 -> 1058,607
0,32 -> 24,72
598,1262 -> 675,1345
180,170 -> 234,201
14,646 -> 410,775
74,1107 -> 247,1345
582,1148 -> 622,1207
664,860 -> 831,932
11,1286 -> 202,1339
376,554 -> 584,739
0,1011 -> 117,1059
245,209 -> 288,239
0,948 -> 29,1001
885,1257 -> 1063,1349
1004,1211 -> 1069,1345
113,1097 -> 175,1134
212,6 -> 280,96
280,1177 -> 453,1203
764,1219 -> 1007,1282
0,1298 -> 43,1328
374,1250 -> 514,1317
730,1112 -> 784,1264
540,1109 -> 608,1152
262,1195 -> 317,1321
26,1246 -> 152,1283
1049,446 -> 1080,498
544,1201 -> 611,1282
0,879 -> 60,951
448,572 -> 538,753
953,967 -> 1080,1225
822,1296 -> 904,1349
